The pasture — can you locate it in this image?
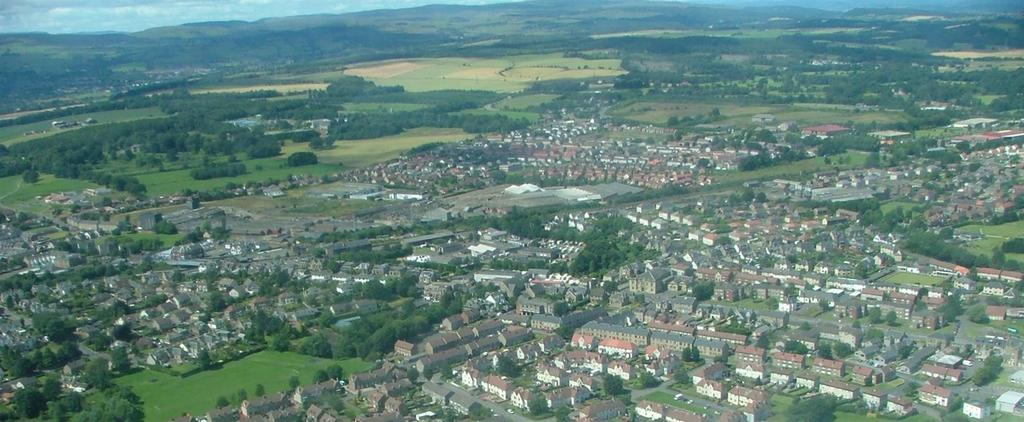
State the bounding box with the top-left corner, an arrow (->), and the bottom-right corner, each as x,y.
0,174 -> 98,207
591,27 -> 865,40
116,351 -> 370,422
344,54 -> 624,92
715,152 -> 868,185
492,94 -> 559,110
0,107 -> 167,146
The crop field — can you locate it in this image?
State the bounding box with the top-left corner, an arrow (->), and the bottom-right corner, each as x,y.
453,108 -> 540,122
292,127 -> 470,167
116,351 -> 370,422
344,54 -> 624,92
341,102 -> 430,112
610,101 -> 905,126
190,82 -> 330,95
881,271 -> 948,286
0,107 -> 167,146
933,49 -> 1024,59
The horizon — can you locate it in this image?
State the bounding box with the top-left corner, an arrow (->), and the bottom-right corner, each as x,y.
0,0 -> 993,35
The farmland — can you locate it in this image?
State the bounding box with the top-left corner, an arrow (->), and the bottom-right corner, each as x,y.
0,107 -> 167,146
344,54 -> 624,92
492,94 -> 560,110
933,49 -> 1024,59
116,351 -> 371,422
0,174 -> 99,211
592,27 -> 865,40
715,152 -> 868,185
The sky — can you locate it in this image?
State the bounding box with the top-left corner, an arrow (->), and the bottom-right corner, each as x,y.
0,0 -> 517,34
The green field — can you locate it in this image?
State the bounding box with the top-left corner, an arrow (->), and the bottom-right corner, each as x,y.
716,152 -> 868,184
341,102 -> 430,112
0,107 -> 167,146
111,232 -> 185,248
0,174 -> 99,206
492,94 -> 560,110
591,27 -> 865,40
116,351 -> 371,422
880,200 -> 918,214
344,54 -> 624,92
639,391 -> 705,414
453,108 -> 541,122
132,156 -> 341,197
610,101 -> 905,127
960,220 -> 1024,263
205,195 -> 373,218
881,271 -> 948,286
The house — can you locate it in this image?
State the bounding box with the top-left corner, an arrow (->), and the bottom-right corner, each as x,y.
772,351 -> 805,369
963,401 -> 991,420
510,388 -> 537,410
919,383 -> 954,409
481,375 -> 513,401
820,379 -> 859,401
636,400 -> 667,421
691,362 -> 728,384
727,386 -> 769,408
579,399 -> 627,421
598,338 -> 638,358
422,382 -> 453,405
995,391 -> 1024,415
735,345 -> 766,364
735,362 -> 766,383
862,388 -> 887,411
886,396 -> 915,416
448,391 -> 483,415
920,363 -> 963,383
813,357 -> 845,378
696,380 -> 726,400
536,364 -> 568,387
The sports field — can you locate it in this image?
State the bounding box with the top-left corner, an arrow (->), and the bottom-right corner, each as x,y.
0,107 -> 167,146
0,174 -> 99,206
344,54 -> 624,92
116,351 -> 371,422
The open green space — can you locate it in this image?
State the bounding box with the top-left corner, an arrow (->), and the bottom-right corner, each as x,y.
881,271 -> 948,286
116,351 -> 371,422
344,54 -> 624,92
340,102 -> 430,112
131,156 -> 341,197
880,201 -> 919,215
111,232 -> 185,248
453,108 -> 540,122
639,391 -> 706,414
206,195 -> 374,218
716,152 -> 868,185
0,174 -> 99,205
591,27 -> 865,40
960,220 -> 1024,263
0,107 -> 167,146
492,94 -> 560,110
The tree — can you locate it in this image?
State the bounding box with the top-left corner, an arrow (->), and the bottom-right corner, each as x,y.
72,387 -> 144,422
255,384 -> 266,396
693,282 -> 715,301
326,364 -> 346,381
885,311 -> 900,326
314,369 -> 330,383
22,169 -> 40,184
528,393 -> 549,415
236,389 -> 248,403
270,332 -> 291,351
197,349 -> 213,370
833,343 -> 854,358
111,347 -> 131,373
967,305 -> 990,324
817,343 -> 834,359
497,355 -> 521,378
83,358 -> 113,390
603,375 -> 625,396
554,406 -> 572,422
784,340 -> 809,355
13,387 -> 46,418
289,375 -> 301,390
216,396 -> 230,407
673,368 -> 692,385
552,301 -> 570,316
40,376 -> 62,401
639,371 -> 660,388
973,355 -> 1004,386
287,151 -> 319,167
298,333 -> 333,358
787,396 -> 838,422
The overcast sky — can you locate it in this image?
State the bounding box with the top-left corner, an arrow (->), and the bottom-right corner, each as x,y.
0,0 -> 516,34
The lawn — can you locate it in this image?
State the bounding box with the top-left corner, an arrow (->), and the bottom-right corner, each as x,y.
639,391 -> 706,414
131,156 -> 342,197
344,54 -> 624,92
960,220 -> 1024,263
715,152 -> 868,185
881,271 -> 948,286
305,127 -> 470,167
880,200 -> 918,215
0,107 -> 167,146
116,351 -> 371,422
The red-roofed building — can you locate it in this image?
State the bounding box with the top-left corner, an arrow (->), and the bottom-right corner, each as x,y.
802,124 -> 849,137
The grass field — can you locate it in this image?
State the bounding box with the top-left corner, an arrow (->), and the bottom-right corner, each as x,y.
880,200 -> 918,215
881,271 -> 948,286
111,232 -> 185,248
492,94 -> 560,110
610,101 -> 904,126
206,195 -> 373,218
0,107 -> 167,146
116,351 -> 371,422
960,220 -> 1024,263
191,83 -> 329,95
344,54 -> 624,92
933,49 -> 1024,59
132,156 -> 342,197
453,108 -> 541,122
591,27 -> 864,40
0,174 -> 98,205
639,391 -> 706,414
341,102 -> 430,112
298,127 -> 470,166
716,152 -> 868,184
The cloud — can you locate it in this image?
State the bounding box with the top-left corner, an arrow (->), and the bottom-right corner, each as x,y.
0,0 -> 513,34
